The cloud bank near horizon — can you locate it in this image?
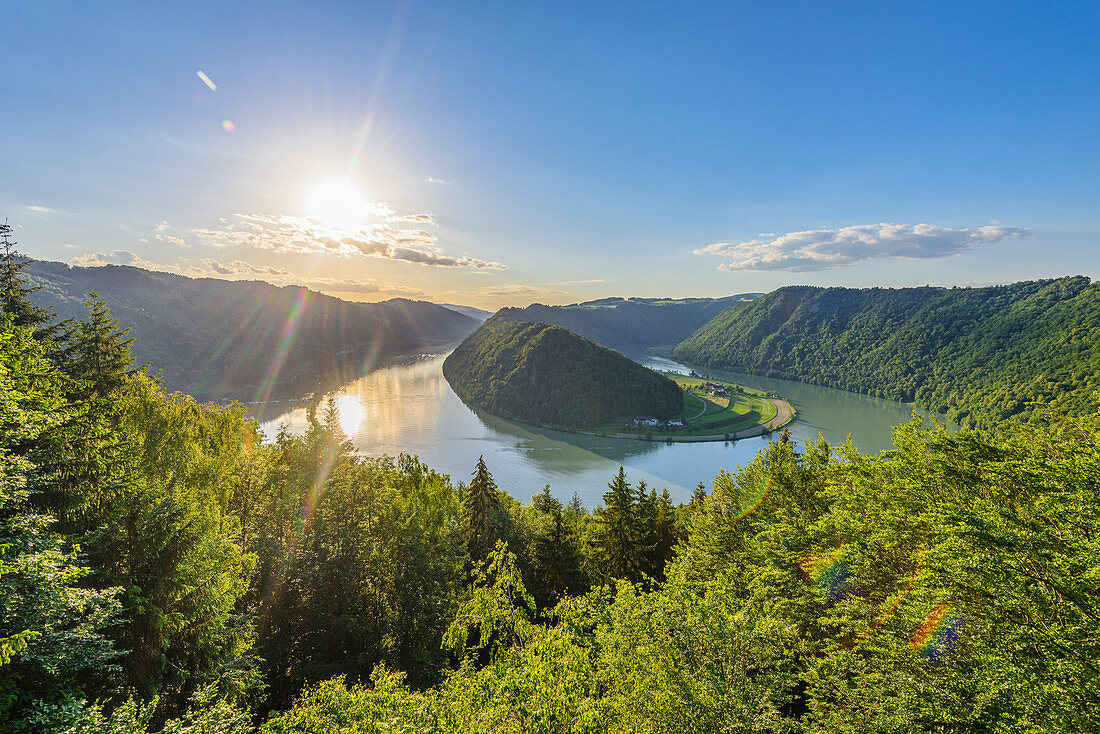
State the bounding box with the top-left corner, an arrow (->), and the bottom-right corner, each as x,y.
189,213 -> 506,270
696,223 -> 1030,272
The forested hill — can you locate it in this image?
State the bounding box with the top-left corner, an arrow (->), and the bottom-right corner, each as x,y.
26,261 -> 479,402
443,315 -> 683,428
672,276 -> 1100,429
497,293 -> 759,347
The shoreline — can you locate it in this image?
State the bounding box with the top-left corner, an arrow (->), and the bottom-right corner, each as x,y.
500,396 -> 797,444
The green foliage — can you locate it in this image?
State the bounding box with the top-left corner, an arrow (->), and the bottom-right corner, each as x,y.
93,376 -> 258,708
266,414 -> 1100,733
463,456 -> 506,562
250,431 -> 465,710
57,292 -> 139,400
443,541 -> 536,659
0,222 -> 55,334
588,467 -> 647,584
443,316 -> 684,428
673,277 -> 1100,430
7,236 -> 1099,732
0,317 -> 122,728
45,684 -> 252,734
527,486 -> 588,607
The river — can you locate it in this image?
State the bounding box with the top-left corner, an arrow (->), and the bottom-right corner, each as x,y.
259,348 -> 947,507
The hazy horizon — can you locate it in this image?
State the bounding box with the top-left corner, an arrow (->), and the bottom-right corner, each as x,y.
4,1 -> 1099,309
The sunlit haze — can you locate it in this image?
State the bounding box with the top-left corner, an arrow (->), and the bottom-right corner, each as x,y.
3,2 -> 1100,309
308,182 -> 370,234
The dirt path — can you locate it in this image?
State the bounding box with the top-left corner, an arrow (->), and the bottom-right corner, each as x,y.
764,397 -> 793,431
686,395 -> 710,421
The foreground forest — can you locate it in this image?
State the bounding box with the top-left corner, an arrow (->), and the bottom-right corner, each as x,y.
673,276 -> 1100,431
3,234 -> 1099,732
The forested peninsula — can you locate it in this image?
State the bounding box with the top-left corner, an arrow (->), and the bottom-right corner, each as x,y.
673,276 -> 1100,429
442,314 -> 683,428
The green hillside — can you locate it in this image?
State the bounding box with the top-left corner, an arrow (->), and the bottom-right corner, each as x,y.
673,276 -> 1100,429
497,293 -> 758,347
26,261 -> 479,402
442,315 -> 683,428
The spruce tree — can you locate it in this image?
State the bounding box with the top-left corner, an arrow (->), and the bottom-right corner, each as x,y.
530,486 -> 585,605
0,221 -> 55,335
62,292 -> 139,399
464,455 -> 504,562
635,481 -> 660,579
590,466 -> 644,583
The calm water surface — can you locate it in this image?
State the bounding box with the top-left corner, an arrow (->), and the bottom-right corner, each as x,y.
260,348 -> 946,507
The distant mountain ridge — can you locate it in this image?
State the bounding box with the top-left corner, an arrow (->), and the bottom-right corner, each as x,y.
27,261 -> 479,403
442,314 -> 683,428
497,294 -> 760,347
672,276 -> 1100,430
439,303 -> 493,322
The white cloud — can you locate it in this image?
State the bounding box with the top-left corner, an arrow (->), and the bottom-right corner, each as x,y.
153,220 -> 189,247
69,250 -> 179,272
696,223 -> 1030,272
387,213 -> 434,224
198,258 -> 292,277
192,213 -> 506,270
24,205 -> 52,214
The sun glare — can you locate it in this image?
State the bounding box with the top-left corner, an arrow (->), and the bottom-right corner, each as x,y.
337,394 -> 365,435
308,181 -> 368,232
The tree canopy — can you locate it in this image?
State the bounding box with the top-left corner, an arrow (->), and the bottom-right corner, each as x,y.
673,277 -> 1100,430
443,315 -> 683,428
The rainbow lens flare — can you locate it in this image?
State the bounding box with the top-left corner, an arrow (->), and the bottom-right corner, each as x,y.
799,546 -> 851,605
910,604 -> 965,663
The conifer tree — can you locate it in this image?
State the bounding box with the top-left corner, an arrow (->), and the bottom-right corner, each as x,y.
530,486 -> 585,605
652,488 -> 679,577
589,466 -> 644,583
634,480 -> 660,579
0,221 -> 55,336
464,456 -> 504,563
62,292 -> 139,399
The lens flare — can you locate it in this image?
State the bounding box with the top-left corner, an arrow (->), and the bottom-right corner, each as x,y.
911,604 -> 965,663
222,119 -> 235,132
196,69 -> 217,91
799,544 -> 851,605
253,287 -> 308,405
713,472 -> 772,521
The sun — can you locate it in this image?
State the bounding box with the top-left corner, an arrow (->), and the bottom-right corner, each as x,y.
336,394 -> 365,435
308,181 -> 368,232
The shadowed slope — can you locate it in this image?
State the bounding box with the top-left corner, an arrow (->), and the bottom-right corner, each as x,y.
28,262 -> 479,402
443,315 -> 683,428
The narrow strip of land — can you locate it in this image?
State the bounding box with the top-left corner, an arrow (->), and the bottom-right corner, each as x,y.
586,374 -> 796,442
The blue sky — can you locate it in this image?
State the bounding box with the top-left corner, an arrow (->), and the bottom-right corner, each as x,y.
3,1 -> 1099,308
